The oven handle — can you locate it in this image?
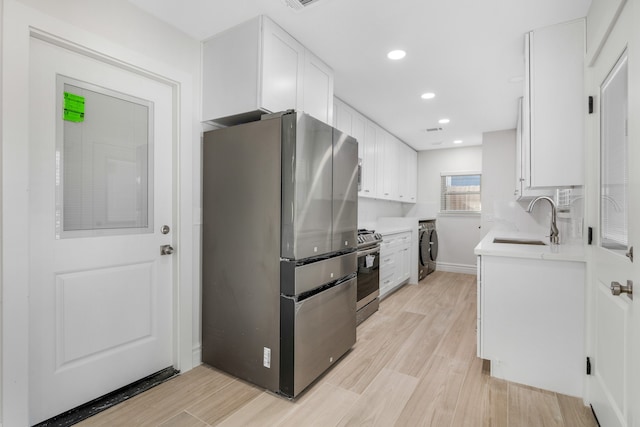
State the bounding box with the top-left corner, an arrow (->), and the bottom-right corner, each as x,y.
357,246 -> 380,257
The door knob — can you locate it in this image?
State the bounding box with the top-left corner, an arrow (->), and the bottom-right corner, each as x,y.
160,245 -> 174,255
610,280 -> 633,300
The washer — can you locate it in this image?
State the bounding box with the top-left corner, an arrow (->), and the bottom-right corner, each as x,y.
418,220 -> 438,280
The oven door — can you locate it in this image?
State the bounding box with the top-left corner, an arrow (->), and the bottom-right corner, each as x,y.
357,246 -> 380,310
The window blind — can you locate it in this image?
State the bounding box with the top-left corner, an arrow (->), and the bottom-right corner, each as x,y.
440,173 -> 481,213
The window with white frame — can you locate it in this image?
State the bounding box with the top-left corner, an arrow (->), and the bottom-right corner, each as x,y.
440,172 -> 481,213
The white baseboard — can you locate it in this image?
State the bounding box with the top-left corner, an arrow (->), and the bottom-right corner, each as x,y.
192,345 -> 202,367
436,262 -> 477,275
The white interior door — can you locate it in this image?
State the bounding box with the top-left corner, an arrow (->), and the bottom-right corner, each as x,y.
28,37 -> 175,425
587,3 -> 636,426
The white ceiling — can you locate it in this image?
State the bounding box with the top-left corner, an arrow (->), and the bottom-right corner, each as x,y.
127,0 -> 591,151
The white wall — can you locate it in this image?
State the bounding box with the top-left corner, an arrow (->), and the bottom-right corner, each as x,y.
481,129 -> 517,238
417,146 -> 482,272
358,198 -> 412,229
0,2 -> 4,422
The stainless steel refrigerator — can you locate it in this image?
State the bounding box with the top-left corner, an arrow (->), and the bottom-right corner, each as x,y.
201,111 -> 358,398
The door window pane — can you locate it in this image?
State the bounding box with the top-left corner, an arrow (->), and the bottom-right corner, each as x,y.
56,76 -> 154,238
600,52 -> 628,251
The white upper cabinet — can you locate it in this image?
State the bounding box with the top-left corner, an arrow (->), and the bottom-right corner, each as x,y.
261,17 -> 304,116
381,131 -> 399,200
515,97 -> 554,199
202,16 -> 334,126
399,143 -> 417,203
303,51 -> 334,125
524,18 -> 585,188
333,97 -> 416,203
361,121 -> 378,197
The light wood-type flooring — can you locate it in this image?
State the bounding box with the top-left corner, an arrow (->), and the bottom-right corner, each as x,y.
78,271 -> 597,427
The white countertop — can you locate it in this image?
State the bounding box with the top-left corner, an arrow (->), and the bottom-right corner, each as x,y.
378,226 -> 414,235
375,217 -> 420,235
475,230 -> 586,262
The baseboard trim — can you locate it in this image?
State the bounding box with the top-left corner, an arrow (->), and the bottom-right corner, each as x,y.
192,345 -> 202,367
436,262 -> 477,275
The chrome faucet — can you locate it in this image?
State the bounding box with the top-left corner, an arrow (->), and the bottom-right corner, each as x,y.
527,196 -> 559,244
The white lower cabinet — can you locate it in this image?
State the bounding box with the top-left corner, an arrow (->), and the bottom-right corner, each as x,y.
380,231 -> 412,297
477,255 -> 585,397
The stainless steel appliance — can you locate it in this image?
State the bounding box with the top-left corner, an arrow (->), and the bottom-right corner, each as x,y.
201,111 -> 358,398
356,229 -> 382,325
418,220 -> 438,280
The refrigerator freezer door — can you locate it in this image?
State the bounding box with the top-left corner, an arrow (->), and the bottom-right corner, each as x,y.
280,276 -> 357,397
332,129 -> 358,252
280,251 -> 357,296
281,113 -> 333,259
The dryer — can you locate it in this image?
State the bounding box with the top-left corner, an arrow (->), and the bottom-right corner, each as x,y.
418,220 -> 438,280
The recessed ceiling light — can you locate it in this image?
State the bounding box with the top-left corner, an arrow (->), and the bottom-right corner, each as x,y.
438,118 -> 450,124
387,50 -> 406,60
421,92 -> 436,100
453,140 -> 463,144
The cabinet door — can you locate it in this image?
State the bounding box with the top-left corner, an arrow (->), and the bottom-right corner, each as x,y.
379,243 -> 397,296
515,96 -> 553,200
397,143 -> 417,203
351,113 -> 365,158
361,122 -> 378,197
381,132 -> 399,200
303,51 -> 334,125
334,98 -> 353,135
528,19 -> 585,187
261,18 -> 304,114
399,243 -> 411,281
406,147 -> 417,203
397,143 -> 408,201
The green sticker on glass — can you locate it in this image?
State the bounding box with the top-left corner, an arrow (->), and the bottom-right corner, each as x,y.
64,92 -> 85,122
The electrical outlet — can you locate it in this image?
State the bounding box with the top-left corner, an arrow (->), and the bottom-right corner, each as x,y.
263,347 -> 271,368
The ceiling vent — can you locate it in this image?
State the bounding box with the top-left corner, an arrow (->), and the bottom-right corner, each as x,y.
425,127 -> 444,133
283,0 -> 322,11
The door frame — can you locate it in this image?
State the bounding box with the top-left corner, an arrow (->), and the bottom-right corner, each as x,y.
1,1 -> 196,425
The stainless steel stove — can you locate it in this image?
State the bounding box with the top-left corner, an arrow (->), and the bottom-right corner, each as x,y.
356,229 -> 382,325
357,229 -> 383,250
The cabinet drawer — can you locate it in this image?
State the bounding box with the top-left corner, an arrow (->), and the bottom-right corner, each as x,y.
380,270 -> 395,291
380,253 -> 395,266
